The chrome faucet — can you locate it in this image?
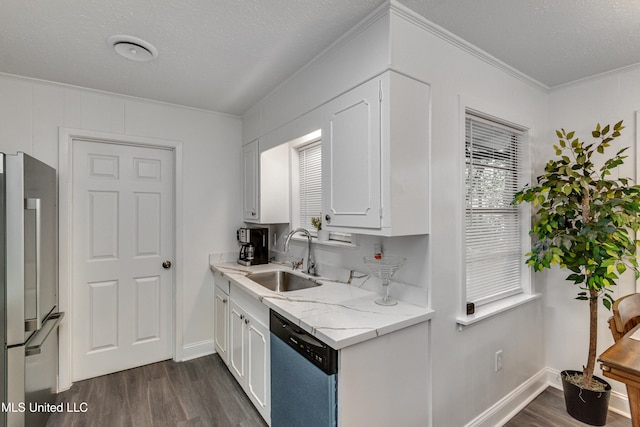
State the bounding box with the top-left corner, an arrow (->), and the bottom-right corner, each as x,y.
284,228 -> 316,276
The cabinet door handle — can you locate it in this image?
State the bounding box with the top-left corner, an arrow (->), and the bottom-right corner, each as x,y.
240,314 -> 245,320
222,298 -> 227,303
244,318 -> 250,325
325,214 -> 331,222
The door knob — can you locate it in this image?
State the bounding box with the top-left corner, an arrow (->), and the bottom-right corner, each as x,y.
162,260 -> 172,269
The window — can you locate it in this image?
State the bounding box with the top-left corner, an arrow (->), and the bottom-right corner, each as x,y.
465,112 -> 526,307
289,129 -> 352,244
298,141 -> 322,234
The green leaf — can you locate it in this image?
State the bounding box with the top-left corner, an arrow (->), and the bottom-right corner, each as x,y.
517,121 -> 638,307
567,273 -> 585,284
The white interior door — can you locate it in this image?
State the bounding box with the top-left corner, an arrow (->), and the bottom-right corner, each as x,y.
71,139 -> 174,381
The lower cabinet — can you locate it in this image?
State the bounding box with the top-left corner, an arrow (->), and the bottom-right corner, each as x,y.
213,284 -> 229,365
226,285 -> 270,424
214,273 -> 430,427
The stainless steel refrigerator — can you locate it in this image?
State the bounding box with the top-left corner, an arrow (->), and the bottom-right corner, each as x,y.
1,153 -> 63,427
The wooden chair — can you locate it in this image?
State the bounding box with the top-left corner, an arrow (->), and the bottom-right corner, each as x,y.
606,293 -> 640,427
608,293 -> 640,342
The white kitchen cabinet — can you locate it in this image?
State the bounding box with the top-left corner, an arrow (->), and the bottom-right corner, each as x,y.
245,311 -> 269,420
213,274 -> 230,365
228,286 -> 270,424
242,139 -> 289,224
242,140 -> 259,221
229,300 -> 246,381
322,75 -> 382,229
337,321 -> 429,426
322,71 -> 430,236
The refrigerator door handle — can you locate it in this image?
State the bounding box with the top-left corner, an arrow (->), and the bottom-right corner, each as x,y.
25,312 -> 64,356
24,197 -> 41,332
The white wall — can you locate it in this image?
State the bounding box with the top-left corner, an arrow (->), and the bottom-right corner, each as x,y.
0,73 -> 242,362
389,7 -> 549,427
546,67 -> 640,404
243,3 -> 549,426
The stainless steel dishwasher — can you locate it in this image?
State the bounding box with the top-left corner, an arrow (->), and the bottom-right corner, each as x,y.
270,309 -> 338,427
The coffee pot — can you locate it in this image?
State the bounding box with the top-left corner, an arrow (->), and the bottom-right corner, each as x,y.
240,242 -> 255,261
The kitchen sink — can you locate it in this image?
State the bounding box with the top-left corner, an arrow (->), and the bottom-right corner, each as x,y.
247,270 -> 321,292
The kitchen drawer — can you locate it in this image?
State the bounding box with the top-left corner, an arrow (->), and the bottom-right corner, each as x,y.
230,282 -> 269,326
214,271 -> 231,294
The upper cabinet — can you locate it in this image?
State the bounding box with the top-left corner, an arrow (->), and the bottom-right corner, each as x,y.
322,71 -> 430,236
242,139 -> 290,224
242,140 -> 259,221
242,71 -> 430,235
322,76 -> 382,230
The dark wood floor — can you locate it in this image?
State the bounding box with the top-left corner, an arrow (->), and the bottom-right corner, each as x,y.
505,386 -> 631,427
46,354 -> 267,427
47,355 -> 632,427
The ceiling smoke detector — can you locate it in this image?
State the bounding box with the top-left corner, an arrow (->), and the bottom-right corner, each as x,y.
108,35 -> 158,62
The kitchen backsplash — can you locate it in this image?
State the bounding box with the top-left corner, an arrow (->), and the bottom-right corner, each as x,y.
214,225 -> 430,308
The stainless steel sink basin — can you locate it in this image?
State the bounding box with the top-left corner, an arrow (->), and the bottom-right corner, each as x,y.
247,270 -> 321,292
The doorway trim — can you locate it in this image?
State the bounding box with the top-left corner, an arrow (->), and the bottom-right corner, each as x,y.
58,128 -> 184,391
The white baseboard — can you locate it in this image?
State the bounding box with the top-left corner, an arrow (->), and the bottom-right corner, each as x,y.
179,339 -> 216,362
465,369 -> 549,427
465,368 -> 631,427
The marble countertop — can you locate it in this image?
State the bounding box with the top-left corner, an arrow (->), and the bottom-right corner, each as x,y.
210,261 -> 434,350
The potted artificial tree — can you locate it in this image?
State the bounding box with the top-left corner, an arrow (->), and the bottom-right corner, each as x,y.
513,121 -> 640,425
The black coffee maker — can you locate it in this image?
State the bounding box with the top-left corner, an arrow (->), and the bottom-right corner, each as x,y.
237,227 -> 269,266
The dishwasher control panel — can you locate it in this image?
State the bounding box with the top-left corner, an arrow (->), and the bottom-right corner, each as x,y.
270,310 -> 338,375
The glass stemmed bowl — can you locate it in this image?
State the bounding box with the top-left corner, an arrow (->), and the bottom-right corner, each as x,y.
363,255 -> 407,306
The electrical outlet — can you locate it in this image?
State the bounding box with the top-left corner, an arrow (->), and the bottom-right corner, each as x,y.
495,350 -> 503,372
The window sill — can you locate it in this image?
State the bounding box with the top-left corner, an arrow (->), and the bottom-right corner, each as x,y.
456,293 -> 541,331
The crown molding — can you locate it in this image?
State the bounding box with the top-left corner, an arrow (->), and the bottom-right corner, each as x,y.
389,0 -> 550,94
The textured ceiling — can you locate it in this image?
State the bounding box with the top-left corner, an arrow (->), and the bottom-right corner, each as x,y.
1,1 -> 640,115
0,0 -> 385,115
400,0 -> 640,87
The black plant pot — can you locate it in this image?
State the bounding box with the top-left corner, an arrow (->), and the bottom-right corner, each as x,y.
561,370 -> 612,426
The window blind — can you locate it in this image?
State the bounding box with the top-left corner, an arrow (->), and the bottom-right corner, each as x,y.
465,114 -> 524,306
298,142 -> 322,233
